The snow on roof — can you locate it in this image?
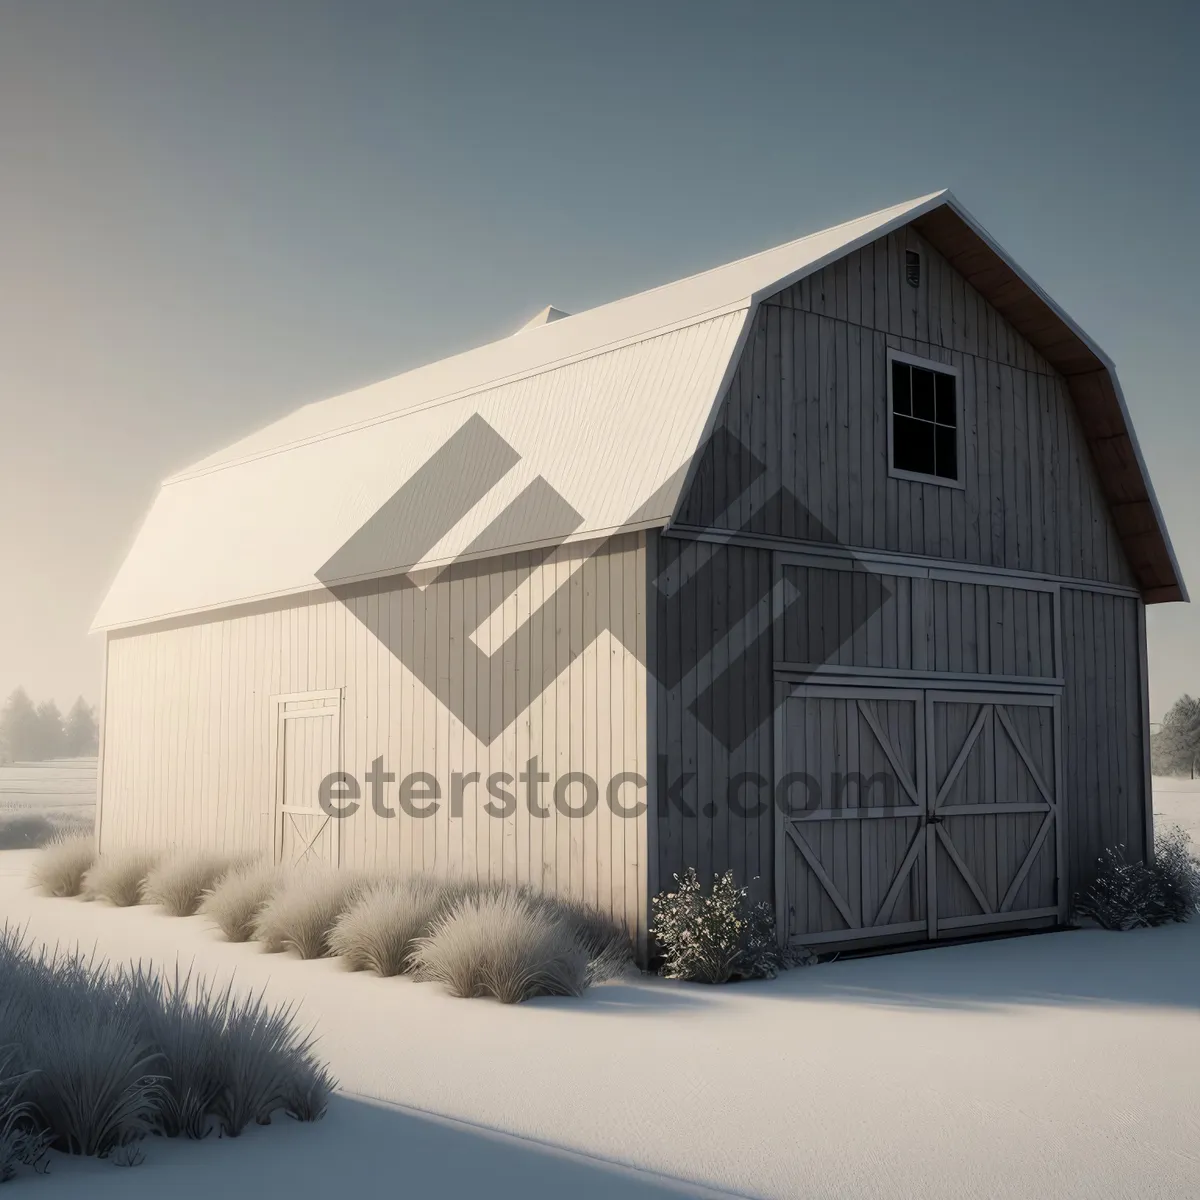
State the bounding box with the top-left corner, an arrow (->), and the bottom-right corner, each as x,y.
92,191 -> 1183,631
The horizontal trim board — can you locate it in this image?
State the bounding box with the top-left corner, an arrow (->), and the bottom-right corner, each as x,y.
788,808 -> 924,822
98,522 -> 668,634
665,525 -> 1144,598
774,664 -> 1064,688
793,921 -> 928,946
776,668 -> 1063,694
936,803 -> 1050,816
926,689 -> 1058,707
937,907 -> 1059,930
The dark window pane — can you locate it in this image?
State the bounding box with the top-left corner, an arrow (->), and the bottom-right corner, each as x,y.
935,371 -> 956,426
935,424 -> 958,480
894,414 -> 936,476
912,367 -> 935,421
892,361 -> 911,415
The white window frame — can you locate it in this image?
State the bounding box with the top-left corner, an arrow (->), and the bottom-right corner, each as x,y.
886,348 -> 965,491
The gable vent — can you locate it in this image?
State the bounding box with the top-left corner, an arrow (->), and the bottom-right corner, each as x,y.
905,250 -> 921,288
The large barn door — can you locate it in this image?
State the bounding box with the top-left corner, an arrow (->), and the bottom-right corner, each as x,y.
925,691 -> 1063,936
777,685 -> 928,947
271,690 -> 343,868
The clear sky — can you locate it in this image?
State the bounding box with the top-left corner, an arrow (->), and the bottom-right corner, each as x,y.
1,0 -> 1197,719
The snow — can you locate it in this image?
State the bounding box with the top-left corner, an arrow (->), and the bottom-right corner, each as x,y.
2,790 -> 1198,1198
1153,775 -> 1200,846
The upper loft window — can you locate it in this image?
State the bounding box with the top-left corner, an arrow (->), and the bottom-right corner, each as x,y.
888,350 -> 963,488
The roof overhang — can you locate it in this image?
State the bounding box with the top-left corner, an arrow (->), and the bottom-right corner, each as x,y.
910,198 -> 1185,603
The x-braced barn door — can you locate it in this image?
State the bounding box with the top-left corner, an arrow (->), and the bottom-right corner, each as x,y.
271,690 -> 343,868
777,685 -> 929,947
925,691 -> 1064,936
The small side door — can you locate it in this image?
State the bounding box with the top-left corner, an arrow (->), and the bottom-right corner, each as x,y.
270,690 -> 343,868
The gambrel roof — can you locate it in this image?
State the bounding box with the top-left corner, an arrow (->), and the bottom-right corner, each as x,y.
93,191 -> 1184,630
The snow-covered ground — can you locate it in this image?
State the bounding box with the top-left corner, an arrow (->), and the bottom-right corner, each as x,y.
2,786 -> 1198,1198
0,759 -> 95,844
1153,775 -> 1200,846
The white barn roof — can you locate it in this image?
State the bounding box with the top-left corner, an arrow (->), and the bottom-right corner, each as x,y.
93,192 -> 1183,630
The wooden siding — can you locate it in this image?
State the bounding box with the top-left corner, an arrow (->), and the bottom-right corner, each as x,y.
1059,587 -> 1148,890
778,561 -> 1057,679
650,532 -> 775,905
99,533 -> 652,954
678,226 -> 1134,588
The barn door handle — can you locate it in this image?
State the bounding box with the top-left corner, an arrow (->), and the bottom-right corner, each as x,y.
926,813 -> 944,826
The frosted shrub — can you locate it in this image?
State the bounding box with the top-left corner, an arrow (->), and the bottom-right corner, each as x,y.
31,833 -> 96,898
1152,824 -> 1200,921
0,1046 -> 50,1181
651,868 -> 795,984
199,860 -> 283,942
329,876 -> 450,976
142,854 -> 236,917
525,891 -> 635,983
253,871 -> 372,959
82,850 -> 159,907
412,891 -> 588,1003
0,926 -> 335,1159
207,988 -> 333,1136
1076,825 -> 1200,930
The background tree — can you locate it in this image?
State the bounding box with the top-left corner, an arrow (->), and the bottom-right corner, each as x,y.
33,700 -> 65,761
0,688 -> 41,763
1151,694 -> 1200,777
62,697 -> 99,756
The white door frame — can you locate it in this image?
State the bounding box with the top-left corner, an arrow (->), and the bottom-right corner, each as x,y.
269,689 -> 344,866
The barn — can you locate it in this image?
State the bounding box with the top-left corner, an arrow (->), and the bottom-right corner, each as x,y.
92,190 -> 1185,960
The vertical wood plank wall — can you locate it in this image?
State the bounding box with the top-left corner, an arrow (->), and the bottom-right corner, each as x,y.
678,229 -> 1134,588
649,532 -> 775,905
1059,588 -> 1147,884
100,532 -> 651,953
657,223 -> 1150,906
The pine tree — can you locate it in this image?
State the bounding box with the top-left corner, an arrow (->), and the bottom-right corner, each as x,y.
63,697 -> 99,756
33,700 -> 65,761
0,688 -> 40,763
1151,694 -> 1200,777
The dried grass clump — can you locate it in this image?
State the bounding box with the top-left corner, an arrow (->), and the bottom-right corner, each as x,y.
526,891 -> 635,983
0,925 -> 335,1168
31,833 -> 96,898
82,849 -> 159,907
252,871 -> 373,959
329,876 -> 453,976
199,861 -> 283,942
411,891 -> 588,1003
142,854 -> 237,917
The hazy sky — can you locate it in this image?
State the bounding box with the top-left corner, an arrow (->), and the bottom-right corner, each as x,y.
1,0 -> 1197,719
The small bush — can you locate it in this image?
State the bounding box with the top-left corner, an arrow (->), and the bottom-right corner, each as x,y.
0,927 -> 335,1157
1076,825 -> 1200,930
651,868 -> 794,984
253,871 -> 371,959
199,861 -> 282,942
82,850 -> 159,908
31,833 -> 96,898
412,891 -> 588,1003
329,876 -> 450,976
525,891 -> 634,983
211,990 -> 334,1136
0,1045 -> 51,1181
142,854 -> 236,917
1152,824 -> 1200,921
